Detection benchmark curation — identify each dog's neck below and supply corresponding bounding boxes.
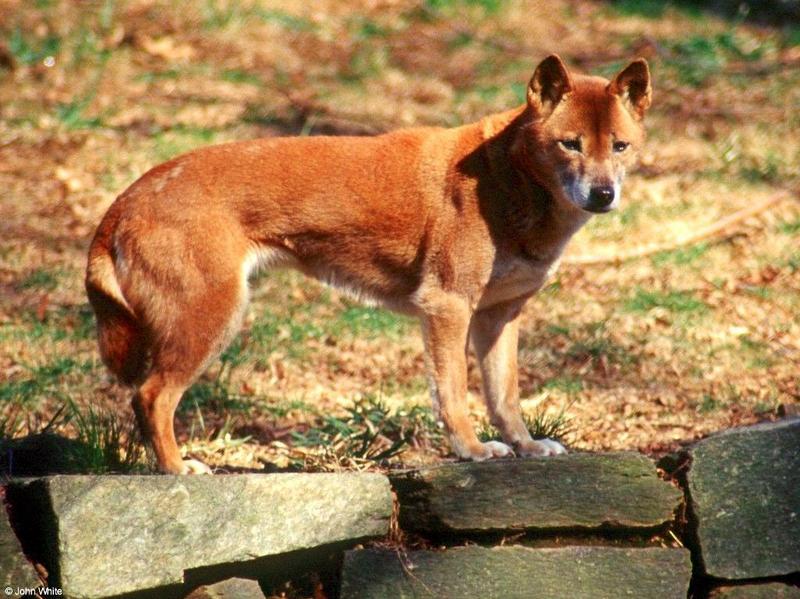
[479,108,591,264]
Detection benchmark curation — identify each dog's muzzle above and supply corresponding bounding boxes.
[584,185,616,213]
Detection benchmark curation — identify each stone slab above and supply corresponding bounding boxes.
[687,418,800,579]
[340,545,692,599]
[185,577,266,599]
[22,473,391,599]
[391,452,682,534]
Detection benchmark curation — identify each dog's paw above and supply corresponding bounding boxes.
[180,458,214,475]
[517,438,567,457]
[468,440,516,461]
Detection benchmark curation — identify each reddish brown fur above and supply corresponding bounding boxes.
[87,55,651,473]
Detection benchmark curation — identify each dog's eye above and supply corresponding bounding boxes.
[559,138,582,152]
[613,141,630,153]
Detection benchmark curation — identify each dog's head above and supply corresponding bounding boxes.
[519,54,651,214]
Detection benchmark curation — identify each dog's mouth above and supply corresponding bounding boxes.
[582,203,616,214]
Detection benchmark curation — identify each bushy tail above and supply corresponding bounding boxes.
[85,245,147,385]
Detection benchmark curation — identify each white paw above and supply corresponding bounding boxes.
[470,440,516,461]
[517,438,567,457]
[180,459,213,475]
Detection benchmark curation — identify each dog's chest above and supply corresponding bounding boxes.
[478,254,560,309]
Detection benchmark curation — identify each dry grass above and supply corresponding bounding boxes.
[1,0,798,473]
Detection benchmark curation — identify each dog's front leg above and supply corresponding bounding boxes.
[471,302,566,457]
[420,293,513,461]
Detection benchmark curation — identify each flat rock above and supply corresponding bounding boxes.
[185,577,265,599]
[391,452,682,534]
[20,473,391,599]
[340,545,692,599]
[710,583,800,598]
[686,418,800,579]
[0,490,40,589]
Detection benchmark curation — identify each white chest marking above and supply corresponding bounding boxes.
[478,256,561,309]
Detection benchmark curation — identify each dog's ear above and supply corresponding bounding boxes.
[609,58,652,120]
[527,54,574,118]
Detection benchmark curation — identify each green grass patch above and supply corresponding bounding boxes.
[779,217,800,234]
[341,45,390,83]
[667,35,725,86]
[540,376,584,395]
[7,28,60,67]
[244,303,410,364]
[479,404,573,444]
[615,202,643,226]
[524,406,573,441]
[153,127,217,162]
[608,0,670,18]
[510,81,528,105]
[0,379,40,405]
[33,356,87,379]
[652,243,709,266]
[1,357,95,408]
[291,395,439,461]
[582,201,642,238]
[664,31,765,87]
[221,69,262,86]
[624,289,707,314]
[530,321,635,369]
[448,29,475,49]
[0,357,94,406]
[753,400,777,416]
[201,3,316,31]
[739,335,775,368]
[785,26,800,47]
[607,0,705,19]
[182,380,251,416]
[181,339,252,416]
[738,151,785,183]
[696,394,723,414]
[787,253,800,273]
[0,356,95,407]
[55,99,104,129]
[135,68,183,83]
[562,321,636,367]
[248,311,324,359]
[425,0,507,15]
[63,398,147,473]
[1,306,96,343]
[200,0,247,29]
[18,268,61,291]
[256,398,315,419]
[334,306,410,338]
[255,9,317,31]
[0,320,62,343]
[349,16,390,40]
[740,285,772,300]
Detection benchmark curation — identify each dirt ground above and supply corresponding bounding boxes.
[1,0,798,473]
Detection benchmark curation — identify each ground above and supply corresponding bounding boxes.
[0,0,798,474]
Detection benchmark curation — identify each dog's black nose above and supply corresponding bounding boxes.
[587,185,615,212]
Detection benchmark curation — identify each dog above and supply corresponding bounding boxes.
[86,55,651,474]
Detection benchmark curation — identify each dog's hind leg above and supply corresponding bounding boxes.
[471,301,566,457]
[128,239,256,474]
[132,374,207,474]
[132,282,249,474]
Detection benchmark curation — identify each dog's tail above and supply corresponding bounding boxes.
[85,229,147,386]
